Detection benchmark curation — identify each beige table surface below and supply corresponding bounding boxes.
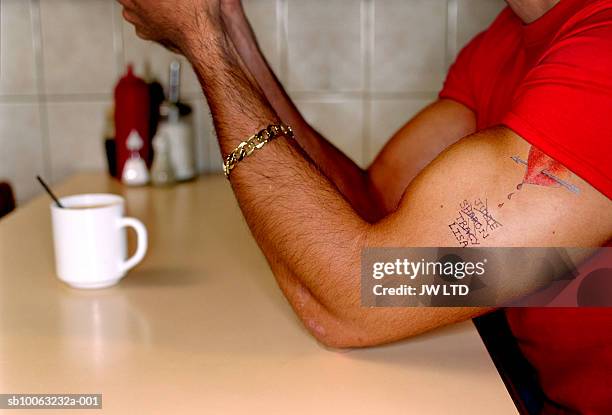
[0,173,517,414]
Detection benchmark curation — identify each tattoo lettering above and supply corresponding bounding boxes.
[449,147,574,247]
[473,198,503,231]
[449,198,502,247]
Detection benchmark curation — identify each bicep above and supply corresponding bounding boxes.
[377,127,612,248]
[368,99,476,214]
[343,127,611,346]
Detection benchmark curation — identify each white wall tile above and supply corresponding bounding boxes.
[187,99,218,173]
[0,0,37,96]
[287,0,362,92]
[46,101,109,183]
[3,0,488,191]
[40,0,116,95]
[122,22,202,98]
[373,0,447,92]
[207,138,223,173]
[243,0,279,74]
[367,97,434,165]
[296,100,364,166]
[0,103,45,203]
[457,0,506,50]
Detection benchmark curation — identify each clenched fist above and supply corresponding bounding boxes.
[118,0,228,55]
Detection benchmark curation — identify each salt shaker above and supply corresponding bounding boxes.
[121,130,150,186]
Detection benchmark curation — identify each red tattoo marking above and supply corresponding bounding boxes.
[523,146,567,187]
[502,146,579,207]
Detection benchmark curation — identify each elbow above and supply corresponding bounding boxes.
[301,311,394,349]
[304,320,370,349]
[299,299,429,348]
[294,278,390,349]
[309,319,425,349]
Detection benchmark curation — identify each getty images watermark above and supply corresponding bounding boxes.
[371,256,487,296]
[361,247,612,307]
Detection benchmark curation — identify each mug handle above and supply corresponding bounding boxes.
[117,217,148,274]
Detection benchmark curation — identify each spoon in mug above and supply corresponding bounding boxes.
[36,175,64,208]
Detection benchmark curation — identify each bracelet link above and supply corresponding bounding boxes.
[223,124,293,179]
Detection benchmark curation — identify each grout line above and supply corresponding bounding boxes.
[0,90,438,104]
[30,0,52,181]
[445,0,458,69]
[111,0,125,80]
[274,0,282,81]
[4,92,113,103]
[277,0,289,87]
[1,0,3,79]
[369,90,439,100]
[0,94,40,103]
[0,89,438,106]
[44,93,112,102]
[0,92,112,103]
[362,0,374,167]
[290,89,438,101]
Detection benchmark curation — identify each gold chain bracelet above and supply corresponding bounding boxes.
[223,124,294,179]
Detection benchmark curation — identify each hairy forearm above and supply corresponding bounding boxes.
[221,7,385,222]
[185,24,370,343]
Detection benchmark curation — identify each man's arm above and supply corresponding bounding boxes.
[220,2,476,219]
[120,0,612,347]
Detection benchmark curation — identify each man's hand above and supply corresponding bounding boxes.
[118,0,222,54]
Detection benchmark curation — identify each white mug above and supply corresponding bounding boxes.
[51,194,148,289]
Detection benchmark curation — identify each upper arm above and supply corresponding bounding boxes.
[376,127,611,248]
[367,99,476,214]
[322,127,611,347]
[367,27,487,215]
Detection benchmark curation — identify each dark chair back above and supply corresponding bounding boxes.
[0,182,16,219]
[473,310,546,414]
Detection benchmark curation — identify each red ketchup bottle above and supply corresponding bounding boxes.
[114,65,150,179]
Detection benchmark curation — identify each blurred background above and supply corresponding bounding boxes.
[0,0,505,203]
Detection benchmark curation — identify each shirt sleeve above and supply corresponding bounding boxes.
[438,31,487,112]
[502,10,612,199]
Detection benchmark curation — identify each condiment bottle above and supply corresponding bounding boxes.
[115,65,150,179]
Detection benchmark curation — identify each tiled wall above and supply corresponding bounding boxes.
[0,0,505,203]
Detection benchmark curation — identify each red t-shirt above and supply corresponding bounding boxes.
[439,0,612,413]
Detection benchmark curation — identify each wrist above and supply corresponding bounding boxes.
[184,30,230,77]
[181,4,225,55]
